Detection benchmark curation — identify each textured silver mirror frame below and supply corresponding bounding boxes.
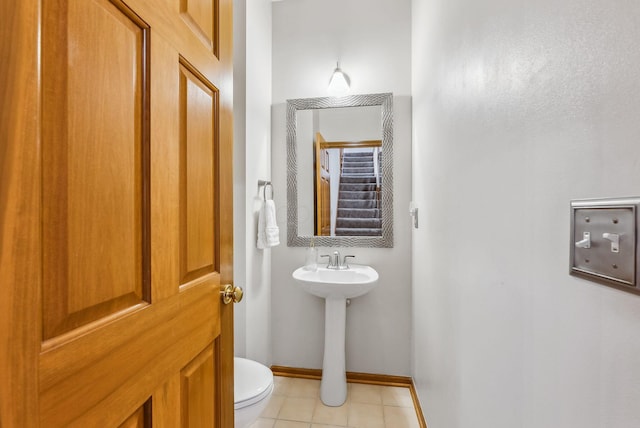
[286,93,394,247]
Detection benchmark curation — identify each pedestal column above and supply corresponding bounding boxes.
[320,297,347,406]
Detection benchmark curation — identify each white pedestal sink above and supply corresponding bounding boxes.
[292,264,379,406]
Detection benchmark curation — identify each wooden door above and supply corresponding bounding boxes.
[0,0,235,426]
[314,132,331,236]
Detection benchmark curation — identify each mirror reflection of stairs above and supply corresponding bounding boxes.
[336,152,381,236]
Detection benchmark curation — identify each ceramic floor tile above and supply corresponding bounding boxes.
[278,396,316,422]
[381,385,414,407]
[261,376,424,428]
[262,395,285,419]
[349,383,383,405]
[273,376,293,396]
[288,378,321,398]
[311,399,349,426]
[384,405,420,428]
[347,402,385,428]
[250,418,276,428]
[273,421,311,428]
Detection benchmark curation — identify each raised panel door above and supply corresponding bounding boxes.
[0,0,234,426]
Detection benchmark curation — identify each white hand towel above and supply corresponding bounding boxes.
[257,199,280,249]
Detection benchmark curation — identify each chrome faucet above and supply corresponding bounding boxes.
[320,251,355,270]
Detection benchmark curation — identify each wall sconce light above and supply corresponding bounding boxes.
[328,62,350,96]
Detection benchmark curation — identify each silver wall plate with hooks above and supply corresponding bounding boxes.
[570,197,640,294]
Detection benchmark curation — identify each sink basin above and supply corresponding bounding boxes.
[292,264,379,298]
[292,263,379,406]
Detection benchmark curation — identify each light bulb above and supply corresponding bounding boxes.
[328,63,350,96]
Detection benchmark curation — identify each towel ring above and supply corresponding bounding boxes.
[258,180,273,200]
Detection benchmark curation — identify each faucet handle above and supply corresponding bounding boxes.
[320,254,332,267]
[343,255,355,268]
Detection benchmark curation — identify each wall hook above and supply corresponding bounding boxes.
[258,180,273,200]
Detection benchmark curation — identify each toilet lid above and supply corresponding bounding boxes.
[234,357,274,410]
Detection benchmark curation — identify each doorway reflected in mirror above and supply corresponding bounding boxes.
[314,134,382,237]
[287,93,393,248]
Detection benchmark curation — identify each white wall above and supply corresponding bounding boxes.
[412,0,640,426]
[295,110,315,236]
[232,0,247,358]
[233,0,273,366]
[272,0,411,104]
[271,0,413,376]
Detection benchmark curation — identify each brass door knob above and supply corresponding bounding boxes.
[221,284,244,304]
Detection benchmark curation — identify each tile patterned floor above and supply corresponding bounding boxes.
[249,376,421,428]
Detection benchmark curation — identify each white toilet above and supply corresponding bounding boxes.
[234,357,274,428]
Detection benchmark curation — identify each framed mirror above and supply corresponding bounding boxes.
[287,93,393,247]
